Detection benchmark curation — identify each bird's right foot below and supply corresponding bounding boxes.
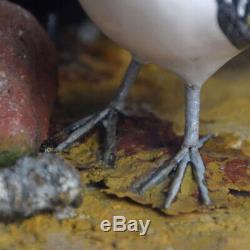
[131,134,213,208]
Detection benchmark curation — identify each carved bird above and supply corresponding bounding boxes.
[53,0,250,208]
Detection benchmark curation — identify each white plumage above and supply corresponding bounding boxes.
[52,0,249,208]
[79,0,240,86]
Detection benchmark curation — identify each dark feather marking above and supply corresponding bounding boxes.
[217,0,250,49]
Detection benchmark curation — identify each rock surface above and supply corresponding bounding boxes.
[55,35,250,249]
[0,153,81,221]
[0,1,57,165]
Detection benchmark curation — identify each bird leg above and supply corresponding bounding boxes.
[42,58,142,167]
[132,85,212,208]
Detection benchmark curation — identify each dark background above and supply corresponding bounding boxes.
[10,0,86,28]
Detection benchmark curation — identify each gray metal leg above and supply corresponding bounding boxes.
[132,85,212,208]
[43,58,142,167]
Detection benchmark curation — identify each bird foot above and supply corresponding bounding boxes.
[41,106,122,167]
[131,134,213,209]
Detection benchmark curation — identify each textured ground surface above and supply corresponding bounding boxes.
[1,34,250,250]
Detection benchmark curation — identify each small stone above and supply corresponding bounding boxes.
[0,1,58,166]
[0,153,82,221]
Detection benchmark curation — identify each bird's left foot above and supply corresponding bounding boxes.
[40,106,121,167]
[131,134,212,209]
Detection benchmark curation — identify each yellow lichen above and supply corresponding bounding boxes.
[1,36,250,250]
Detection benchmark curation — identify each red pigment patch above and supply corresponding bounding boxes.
[117,114,181,156]
[201,154,215,165]
[224,159,250,183]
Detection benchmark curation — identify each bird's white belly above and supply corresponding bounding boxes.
[79,0,239,85]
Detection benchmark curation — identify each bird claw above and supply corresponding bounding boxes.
[41,106,121,167]
[131,136,212,209]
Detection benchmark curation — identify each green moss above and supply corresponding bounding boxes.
[0,148,32,167]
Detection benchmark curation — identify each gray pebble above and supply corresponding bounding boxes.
[0,154,82,221]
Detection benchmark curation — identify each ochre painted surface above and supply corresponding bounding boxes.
[1,36,250,249]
